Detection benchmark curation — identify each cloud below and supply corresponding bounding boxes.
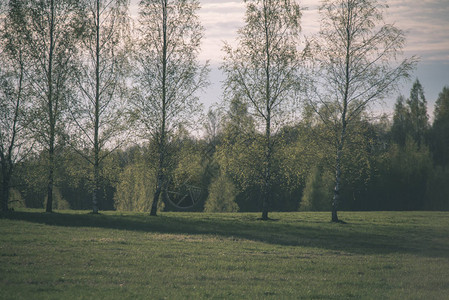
[129,0,449,109]
[198,0,245,62]
[198,0,320,62]
[385,0,449,62]
[131,0,449,64]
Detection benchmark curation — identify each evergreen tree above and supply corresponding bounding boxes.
[407,79,428,147]
[391,95,408,146]
[431,86,449,166]
[391,79,429,148]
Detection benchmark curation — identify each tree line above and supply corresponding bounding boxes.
[1,0,447,221]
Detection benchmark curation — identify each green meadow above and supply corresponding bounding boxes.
[1,210,448,299]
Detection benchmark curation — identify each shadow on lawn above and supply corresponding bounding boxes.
[2,210,448,258]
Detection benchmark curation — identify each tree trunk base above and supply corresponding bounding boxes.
[331,209,338,222]
[261,211,269,221]
[331,218,347,224]
[257,217,278,221]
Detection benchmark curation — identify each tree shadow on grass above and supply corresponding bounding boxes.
[2,210,448,258]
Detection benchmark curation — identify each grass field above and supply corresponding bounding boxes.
[1,210,448,299]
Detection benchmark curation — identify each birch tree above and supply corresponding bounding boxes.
[10,0,83,212]
[222,0,303,220]
[0,1,29,212]
[69,0,130,214]
[131,0,208,216]
[307,0,417,222]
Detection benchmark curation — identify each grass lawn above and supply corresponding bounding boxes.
[1,210,448,299]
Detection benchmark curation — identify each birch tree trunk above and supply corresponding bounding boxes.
[262,114,272,220]
[150,0,168,216]
[92,0,101,214]
[45,0,55,213]
[1,162,11,212]
[332,126,346,223]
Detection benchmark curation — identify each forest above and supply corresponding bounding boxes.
[1,0,448,220]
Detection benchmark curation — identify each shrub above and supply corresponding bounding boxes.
[204,174,239,212]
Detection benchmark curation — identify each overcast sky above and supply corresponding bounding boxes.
[131,0,449,117]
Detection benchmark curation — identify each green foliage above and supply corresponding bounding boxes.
[11,87,449,213]
[275,124,316,190]
[391,79,429,147]
[273,119,327,211]
[114,156,157,212]
[216,136,263,191]
[171,141,204,190]
[212,98,263,211]
[8,188,26,209]
[113,139,209,213]
[290,106,377,211]
[426,166,449,210]
[43,187,71,210]
[204,174,238,212]
[434,86,449,122]
[370,137,433,210]
[431,86,449,166]
[407,79,429,146]
[366,81,449,211]
[391,95,409,146]
[12,147,119,210]
[14,154,47,208]
[165,139,207,211]
[300,166,333,211]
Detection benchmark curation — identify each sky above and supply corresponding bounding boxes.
[131,0,449,118]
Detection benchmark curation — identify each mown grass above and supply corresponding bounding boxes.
[1,210,448,299]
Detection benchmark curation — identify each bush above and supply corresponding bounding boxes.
[426,166,449,210]
[204,174,239,212]
[300,166,333,211]
[8,188,26,209]
[114,162,164,212]
[44,187,71,210]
